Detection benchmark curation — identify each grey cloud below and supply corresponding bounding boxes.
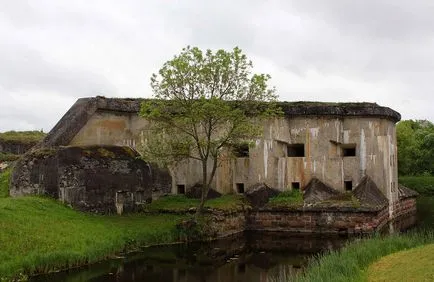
[0,43,116,97]
[0,0,433,131]
[291,0,434,40]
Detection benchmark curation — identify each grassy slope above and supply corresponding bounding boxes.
[0,171,245,279]
[367,243,434,282]
[0,196,183,279]
[296,231,434,282]
[0,168,10,198]
[0,171,184,279]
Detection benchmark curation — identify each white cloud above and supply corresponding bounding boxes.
[0,0,433,132]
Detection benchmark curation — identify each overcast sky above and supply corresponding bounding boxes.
[0,0,433,132]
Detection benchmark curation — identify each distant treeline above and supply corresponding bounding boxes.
[397,119,434,176]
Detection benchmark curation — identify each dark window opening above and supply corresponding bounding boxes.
[178,269,186,278]
[287,144,305,157]
[233,143,249,157]
[344,181,352,191]
[236,183,245,193]
[292,182,300,189]
[342,145,356,157]
[238,263,246,273]
[177,184,185,194]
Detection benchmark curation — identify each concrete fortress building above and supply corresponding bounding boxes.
[41,97,399,196]
[12,96,417,227]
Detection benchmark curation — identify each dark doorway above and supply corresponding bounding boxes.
[236,183,245,193]
[177,184,185,194]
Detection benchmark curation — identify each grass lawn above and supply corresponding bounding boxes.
[266,189,303,208]
[296,231,434,282]
[0,168,10,198]
[367,243,434,282]
[0,196,183,280]
[143,194,248,212]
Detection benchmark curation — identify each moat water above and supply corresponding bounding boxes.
[31,232,349,282]
[31,197,432,282]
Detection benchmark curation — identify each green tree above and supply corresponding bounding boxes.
[397,119,434,175]
[140,46,279,214]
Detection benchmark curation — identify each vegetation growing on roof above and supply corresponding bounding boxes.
[266,189,304,208]
[0,130,46,144]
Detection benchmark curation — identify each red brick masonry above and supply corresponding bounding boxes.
[211,197,417,237]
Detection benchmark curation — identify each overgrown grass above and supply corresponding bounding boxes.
[296,231,434,282]
[399,176,434,195]
[143,194,247,212]
[0,130,46,144]
[0,196,184,280]
[367,243,434,281]
[266,189,303,208]
[0,153,19,162]
[0,168,11,198]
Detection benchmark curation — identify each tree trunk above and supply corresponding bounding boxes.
[196,160,209,216]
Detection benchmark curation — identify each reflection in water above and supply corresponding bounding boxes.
[32,198,427,282]
[31,232,348,282]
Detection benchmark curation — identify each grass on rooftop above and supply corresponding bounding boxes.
[266,189,304,208]
[0,130,46,144]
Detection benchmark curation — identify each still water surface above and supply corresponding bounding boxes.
[32,197,432,282]
[32,232,348,282]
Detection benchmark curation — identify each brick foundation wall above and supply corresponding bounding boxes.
[207,197,418,236]
[392,198,417,220]
[246,209,390,234]
[210,210,247,238]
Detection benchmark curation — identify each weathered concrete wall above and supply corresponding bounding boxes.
[10,146,165,214]
[68,109,399,204]
[37,97,401,210]
[0,141,38,155]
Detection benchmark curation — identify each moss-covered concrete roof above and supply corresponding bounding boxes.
[39,96,401,148]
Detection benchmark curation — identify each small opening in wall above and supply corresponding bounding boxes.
[236,183,245,193]
[238,263,246,273]
[287,144,305,157]
[178,269,186,278]
[342,144,356,157]
[344,181,353,191]
[291,182,300,190]
[233,143,249,157]
[177,184,185,194]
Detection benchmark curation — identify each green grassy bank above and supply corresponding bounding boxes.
[0,169,187,280]
[297,176,434,282]
[367,243,434,282]
[296,231,434,282]
[0,169,246,280]
[0,196,183,280]
[0,168,10,198]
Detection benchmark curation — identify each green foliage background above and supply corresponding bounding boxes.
[397,119,434,176]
